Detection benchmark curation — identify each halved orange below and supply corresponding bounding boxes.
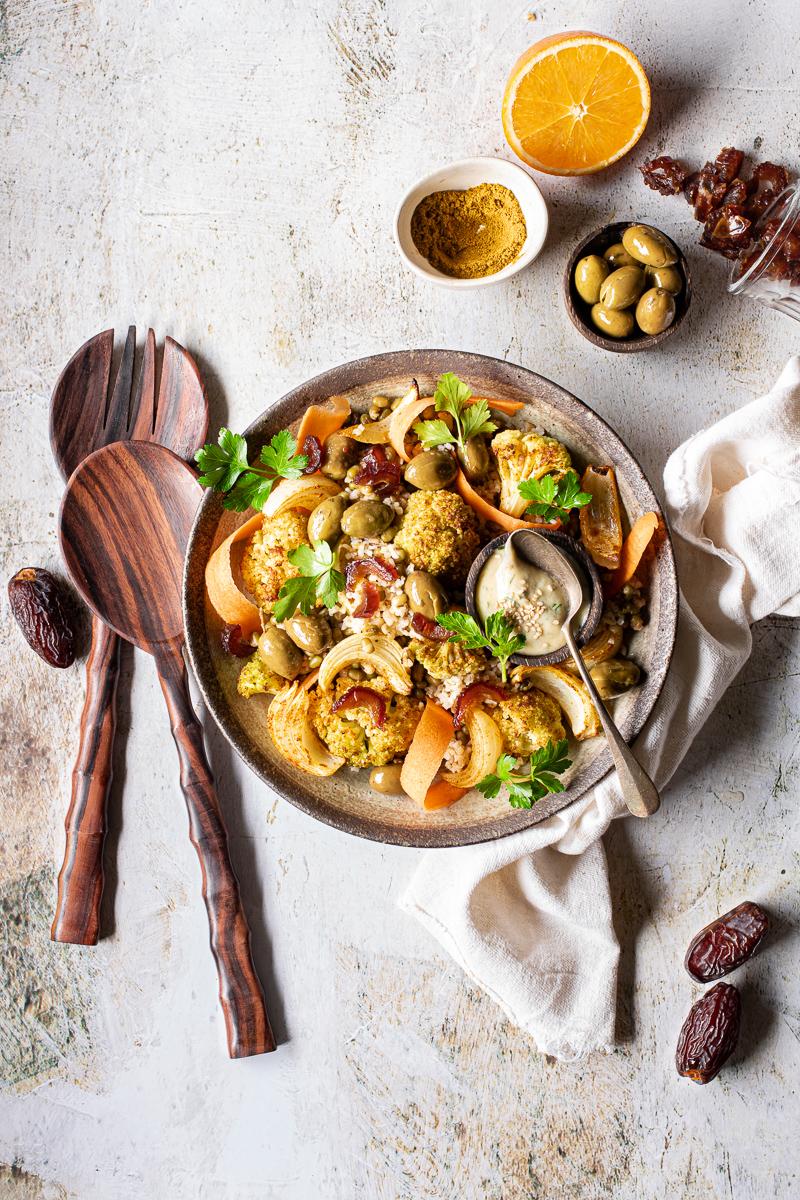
[502,32,651,176]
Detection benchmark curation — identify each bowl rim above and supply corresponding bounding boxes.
[393,155,549,289]
[183,349,678,848]
[563,221,693,353]
[464,529,604,668]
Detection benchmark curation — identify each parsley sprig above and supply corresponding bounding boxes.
[518,469,592,524]
[477,739,572,809]
[413,372,497,458]
[195,428,308,512]
[272,541,345,622]
[435,610,524,683]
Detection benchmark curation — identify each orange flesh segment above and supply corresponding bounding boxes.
[503,34,650,175]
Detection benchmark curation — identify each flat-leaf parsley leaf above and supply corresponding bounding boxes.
[414,372,496,458]
[518,469,592,524]
[435,610,524,683]
[195,428,308,512]
[272,541,345,622]
[477,739,572,809]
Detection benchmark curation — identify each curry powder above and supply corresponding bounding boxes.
[410,182,527,279]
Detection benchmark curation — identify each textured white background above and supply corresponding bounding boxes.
[1,1,799,1197]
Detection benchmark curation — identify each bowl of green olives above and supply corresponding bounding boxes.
[564,221,692,353]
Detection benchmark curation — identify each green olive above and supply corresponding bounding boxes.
[635,287,676,336]
[369,764,405,795]
[590,304,635,339]
[404,570,447,619]
[340,498,393,538]
[320,431,359,480]
[603,242,638,269]
[589,658,641,700]
[457,435,490,482]
[257,626,304,680]
[599,265,646,310]
[283,612,331,655]
[403,449,458,491]
[574,254,610,304]
[645,264,683,295]
[622,224,678,268]
[308,494,349,543]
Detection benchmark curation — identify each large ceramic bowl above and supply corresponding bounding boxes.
[184,351,678,848]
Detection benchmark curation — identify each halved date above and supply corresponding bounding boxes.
[676,982,741,1084]
[685,900,769,982]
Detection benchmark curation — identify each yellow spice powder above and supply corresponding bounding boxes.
[410,182,527,279]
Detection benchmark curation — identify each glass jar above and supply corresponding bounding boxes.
[728,184,800,321]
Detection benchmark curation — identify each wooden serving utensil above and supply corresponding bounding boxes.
[49,328,208,945]
[60,440,274,1057]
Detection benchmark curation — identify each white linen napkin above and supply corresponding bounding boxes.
[400,357,800,1061]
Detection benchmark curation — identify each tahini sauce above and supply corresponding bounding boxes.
[475,538,579,657]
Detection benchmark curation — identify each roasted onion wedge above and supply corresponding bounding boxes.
[266,672,345,777]
[317,632,413,695]
[579,465,623,571]
[514,666,601,741]
[443,707,504,789]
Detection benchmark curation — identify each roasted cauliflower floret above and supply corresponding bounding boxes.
[494,690,566,757]
[310,677,422,768]
[394,489,479,581]
[237,655,286,698]
[412,638,487,681]
[492,429,572,518]
[240,510,309,613]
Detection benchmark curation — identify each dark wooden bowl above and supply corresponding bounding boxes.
[464,530,603,668]
[183,350,678,848]
[563,222,692,353]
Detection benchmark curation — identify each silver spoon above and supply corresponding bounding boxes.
[509,530,660,818]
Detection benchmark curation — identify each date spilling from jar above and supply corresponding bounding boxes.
[685,901,769,983]
[8,567,78,668]
[676,983,741,1085]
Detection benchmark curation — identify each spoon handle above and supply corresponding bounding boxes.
[563,626,660,819]
[156,641,275,1057]
[52,615,120,944]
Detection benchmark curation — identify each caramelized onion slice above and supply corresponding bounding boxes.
[266,671,345,777]
[579,465,623,571]
[443,707,504,789]
[262,475,341,519]
[317,633,413,695]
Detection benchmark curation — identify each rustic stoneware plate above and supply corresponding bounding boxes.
[183,350,678,848]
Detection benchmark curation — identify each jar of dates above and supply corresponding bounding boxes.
[729,183,800,320]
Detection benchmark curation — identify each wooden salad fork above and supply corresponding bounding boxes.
[60,441,273,1057]
[49,328,208,944]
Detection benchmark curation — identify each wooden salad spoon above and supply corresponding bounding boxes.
[60,440,274,1057]
[509,529,661,819]
[49,327,208,945]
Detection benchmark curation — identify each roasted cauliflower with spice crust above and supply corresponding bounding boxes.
[411,638,487,681]
[493,690,566,757]
[240,511,309,614]
[310,677,423,768]
[394,489,479,581]
[237,655,285,699]
[492,429,572,518]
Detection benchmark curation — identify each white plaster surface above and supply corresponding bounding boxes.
[0,1,798,1197]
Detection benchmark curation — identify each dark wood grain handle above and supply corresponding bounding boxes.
[156,642,274,1058]
[51,615,120,945]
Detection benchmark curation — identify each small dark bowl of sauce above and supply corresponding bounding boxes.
[464,529,604,668]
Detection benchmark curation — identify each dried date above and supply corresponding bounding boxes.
[8,567,78,668]
[676,982,741,1084]
[221,623,255,658]
[700,204,753,258]
[640,155,690,196]
[685,901,769,982]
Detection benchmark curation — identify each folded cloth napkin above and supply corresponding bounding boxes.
[400,358,800,1061]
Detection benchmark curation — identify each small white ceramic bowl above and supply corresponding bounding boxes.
[394,156,549,289]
